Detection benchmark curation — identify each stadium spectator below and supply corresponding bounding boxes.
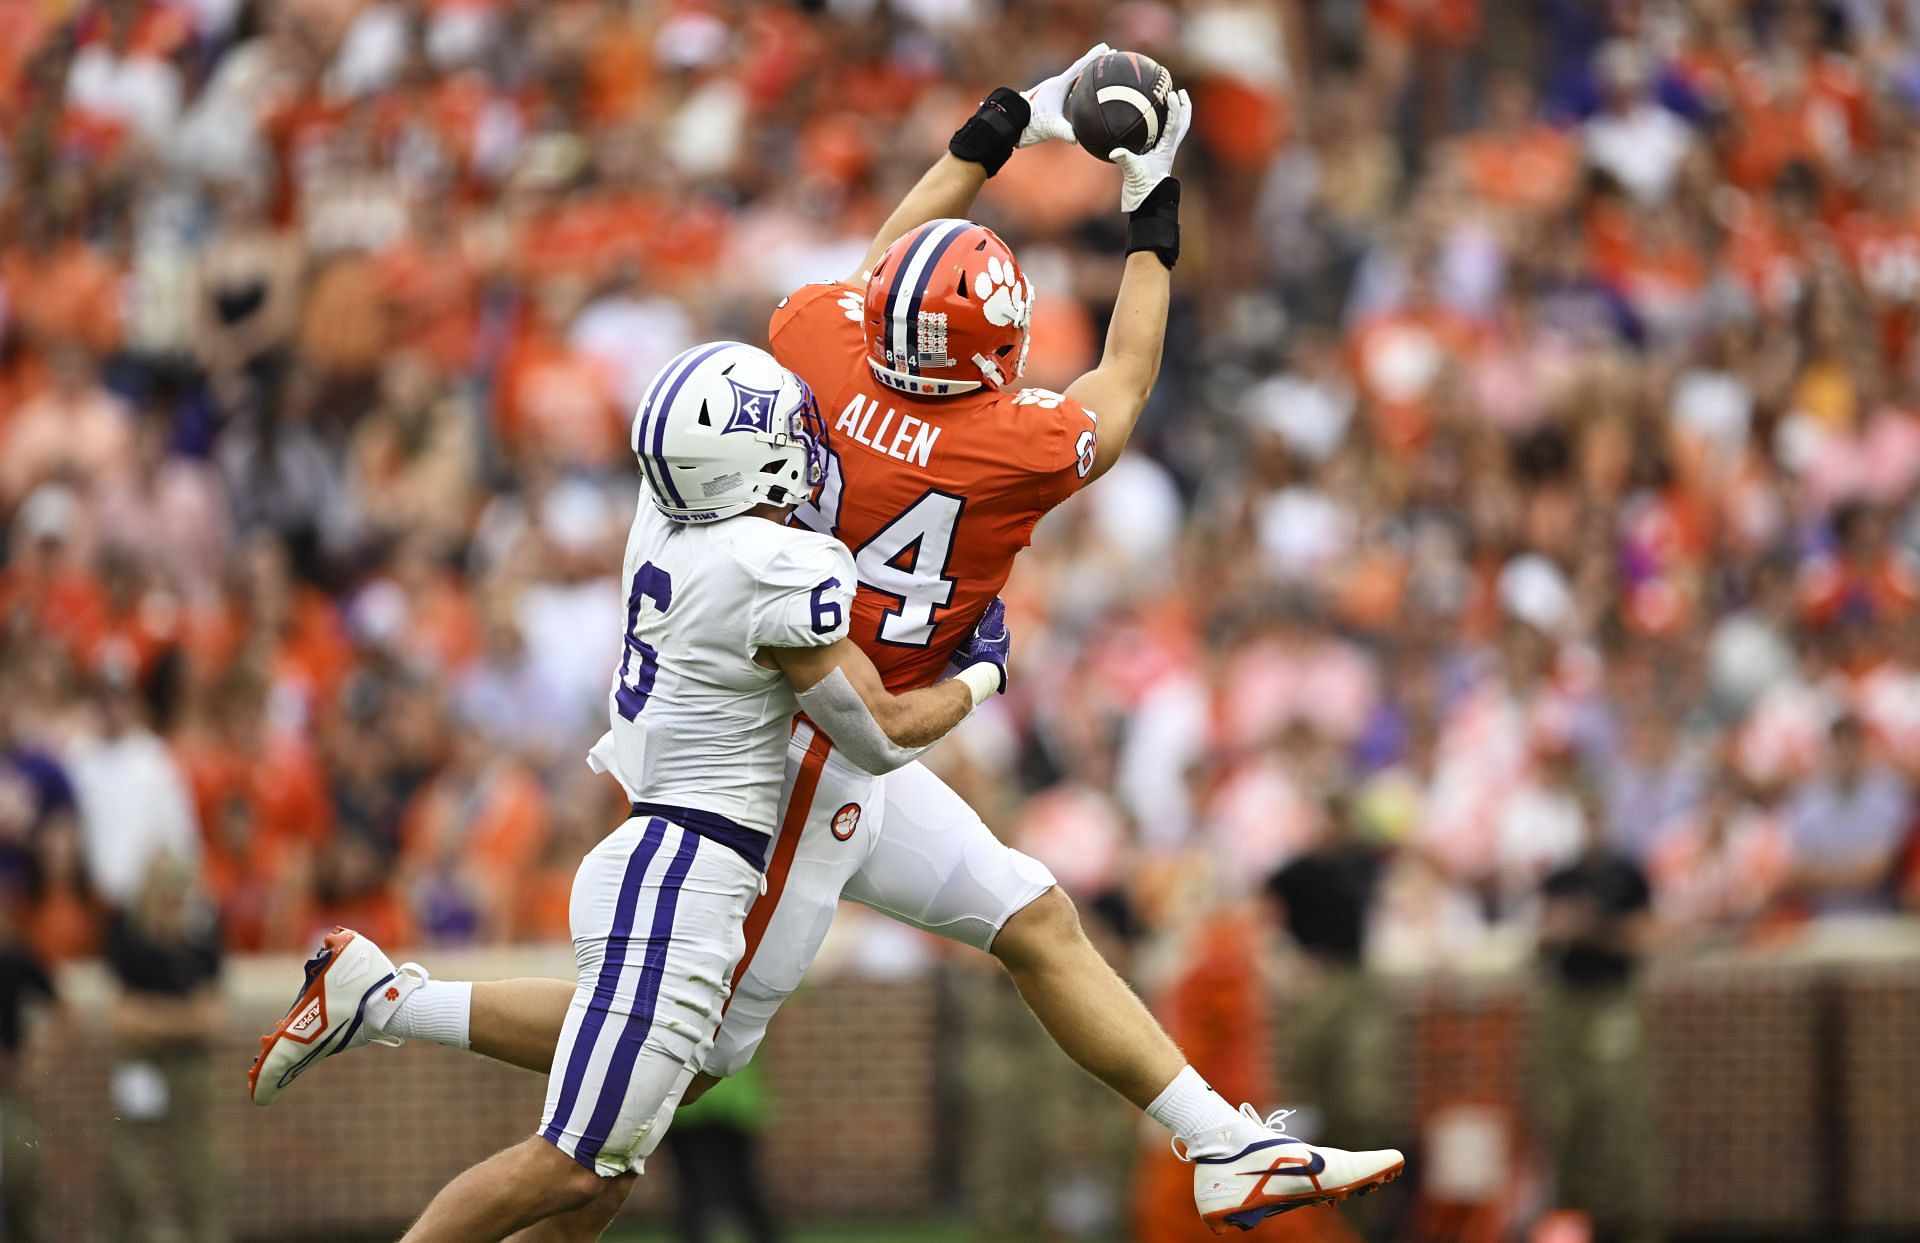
[1784,714,1913,914]
[103,855,226,1243]
[1648,774,1792,937]
[1533,804,1659,1243]
[1264,794,1408,1240]
[0,903,58,1243]
[66,670,200,909]
[661,1063,785,1243]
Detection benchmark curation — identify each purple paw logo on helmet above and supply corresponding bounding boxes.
[724,379,781,436]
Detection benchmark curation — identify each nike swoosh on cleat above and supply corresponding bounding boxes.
[1192,1136,1307,1165]
[1239,1152,1325,1179]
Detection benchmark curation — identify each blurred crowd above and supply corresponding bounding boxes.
[1,0,1919,997]
[6,0,1920,1239]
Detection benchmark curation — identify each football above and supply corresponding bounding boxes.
[1066,51,1174,161]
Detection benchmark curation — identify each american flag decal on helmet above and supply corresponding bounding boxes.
[884,218,970,376]
[916,312,952,369]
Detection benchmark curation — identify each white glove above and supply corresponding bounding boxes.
[1018,43,1113,148]
[1112,88,1192,213]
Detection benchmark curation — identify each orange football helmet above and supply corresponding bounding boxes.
[864,218,1032,397]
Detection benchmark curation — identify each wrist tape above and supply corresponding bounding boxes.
[1126,177,1181,269]
[949,87,1031,176]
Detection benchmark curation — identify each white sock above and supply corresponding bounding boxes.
[372,978,473,1049]
[1146,1066,1253,1156]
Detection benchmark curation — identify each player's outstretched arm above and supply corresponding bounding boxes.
[1064,89,1192,485]
[847,44,1113,283]
[767,636,1002,773]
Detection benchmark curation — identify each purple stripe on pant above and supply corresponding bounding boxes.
[571,828,701,1165]
[541,817,667,1148]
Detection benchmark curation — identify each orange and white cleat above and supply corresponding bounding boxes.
[248,927,404,1106]
[1180,1106,1405,1233]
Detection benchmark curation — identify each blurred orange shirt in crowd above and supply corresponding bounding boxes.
[583,16,653,124]
[513,863,575,942]
[519,193,657,281]
[1796,550,1919,627]
[496,329,623,467]
[1723,195,1811,315]
[306,882,416,952]
[1458,123,1579,215]
[0,1,52,107]
[0,566,108,665]
[1349,305,1479,454]
[177,731,333,948]
[1719,54,1869,193]
[183,590,355,707]
[1369,0,1481,46]
[397,575,486,676]
[991,141,1114,235]
[21,887,101,963]
[1192,74,1288,172]
[376,236,481,374]
[401,760,550,916]
[87,590,179,685]
[1132,912,1272,1243]
[0,239,124,356]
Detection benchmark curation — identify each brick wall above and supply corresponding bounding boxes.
[21,950,1920,1240]
[24,949,941,1240]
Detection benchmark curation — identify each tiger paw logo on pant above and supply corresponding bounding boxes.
[831,803,862,841]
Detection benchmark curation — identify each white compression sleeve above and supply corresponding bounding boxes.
[794,667,949,775]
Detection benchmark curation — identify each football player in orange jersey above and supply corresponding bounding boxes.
[256,47,1402,1237]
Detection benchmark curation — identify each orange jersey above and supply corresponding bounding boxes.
[770,280,1096,692]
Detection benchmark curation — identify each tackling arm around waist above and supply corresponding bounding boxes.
[763,638,999,774]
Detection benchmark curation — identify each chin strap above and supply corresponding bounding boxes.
[867,356,982,396]
[949,87,1031,177]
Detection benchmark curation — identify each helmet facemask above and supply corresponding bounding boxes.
[787,379,829,506]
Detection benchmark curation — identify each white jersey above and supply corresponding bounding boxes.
[586,500,856,838]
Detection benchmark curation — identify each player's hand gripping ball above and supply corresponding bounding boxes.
[1066,51,1174,162]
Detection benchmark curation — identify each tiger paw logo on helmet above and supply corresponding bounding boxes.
[975,257,1031,330]
[864,219,1034,396]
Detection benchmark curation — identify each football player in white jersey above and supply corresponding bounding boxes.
[251,343,1010,1241]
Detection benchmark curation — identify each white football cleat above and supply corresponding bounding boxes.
[1181,1106,1405,1233]
[248,927,406,1105]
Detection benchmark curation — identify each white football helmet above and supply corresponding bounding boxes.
[631,341,827,524]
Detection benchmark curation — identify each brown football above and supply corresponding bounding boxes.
[1066,51,1174,161]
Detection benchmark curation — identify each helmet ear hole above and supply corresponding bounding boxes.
[697,401,713,427]
[996,344,1014,356]
[956,275,969,298]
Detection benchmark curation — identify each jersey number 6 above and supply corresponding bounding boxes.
[615,562,674,721]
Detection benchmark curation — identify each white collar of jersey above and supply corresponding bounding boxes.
[867,357,982,397]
